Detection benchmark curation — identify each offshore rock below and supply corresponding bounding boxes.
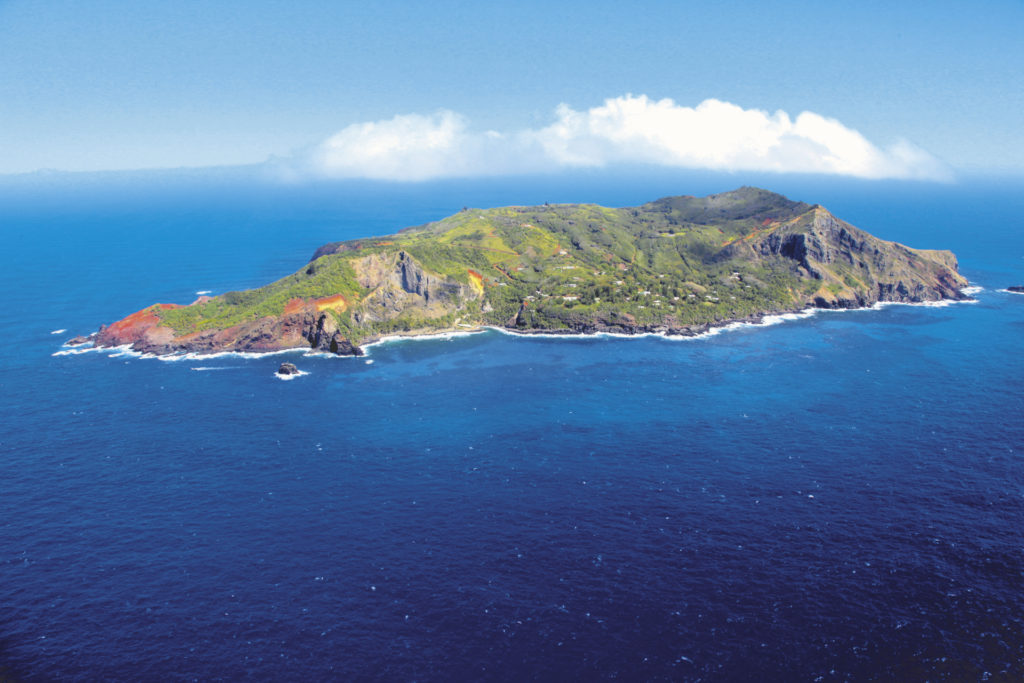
[65,334,94,347]
[277,362,300,376]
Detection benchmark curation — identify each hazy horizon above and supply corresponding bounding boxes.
[2,1,1021,179]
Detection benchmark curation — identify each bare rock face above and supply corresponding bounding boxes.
[736,206,968,308]
[352,251,476,325]
[90,250,476,358]
[277,362,300,376]
[304,312,362,355]
[65,334,94,346]
[94,305,365,357]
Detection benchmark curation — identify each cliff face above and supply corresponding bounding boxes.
[351,251,475,325]
[87,188,971,356]
[732,206,967,308]
[94,250,479,356]
[95,304,362,355]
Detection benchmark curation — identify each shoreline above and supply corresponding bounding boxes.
[56,287,984,363]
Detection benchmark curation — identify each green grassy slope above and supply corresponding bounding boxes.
[152,187,965,348]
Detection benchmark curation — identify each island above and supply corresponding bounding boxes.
[82,187,970,356]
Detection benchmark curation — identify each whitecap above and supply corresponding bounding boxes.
[482,314,820,343]
[872,298,978,309]
[57,293,978,364]
[301,349,361,359]
[52,343,130,357]
[159,347,307,362]
[50,329,66,335]
[196,290,212,295]
[360,328,485,353]
[52,347,98,356]
[155,353,191,362]
[918,299,977,307]
[482,295,977,344]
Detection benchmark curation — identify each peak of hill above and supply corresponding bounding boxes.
[643,186,813,224]
[88,188,970,356]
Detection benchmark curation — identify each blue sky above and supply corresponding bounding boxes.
[1,0,1021,179]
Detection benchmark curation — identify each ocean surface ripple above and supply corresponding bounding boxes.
[2,178,1023,681]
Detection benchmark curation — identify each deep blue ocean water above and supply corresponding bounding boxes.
[1,172,1023,681]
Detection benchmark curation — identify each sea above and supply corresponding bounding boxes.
[1,170,1022,681]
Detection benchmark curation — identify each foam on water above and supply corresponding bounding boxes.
[274,368,309,380]
[154,347,307,362]
[361,328,486,353]
[51,294,982,363]
[301,349,362,359]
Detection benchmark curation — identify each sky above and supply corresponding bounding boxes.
[1,0,1022,181]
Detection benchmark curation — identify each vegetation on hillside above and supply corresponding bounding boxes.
[154,187,961,346]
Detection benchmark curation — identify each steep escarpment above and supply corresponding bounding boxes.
[723,206,966,309]
[94,249,481,355]
[84,188,971,356]
[350,250,475,325]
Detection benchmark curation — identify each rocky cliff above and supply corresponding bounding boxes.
[724,206,966,308]
[84,188,970,356]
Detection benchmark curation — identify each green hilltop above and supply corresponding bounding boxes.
[95,187,969,355]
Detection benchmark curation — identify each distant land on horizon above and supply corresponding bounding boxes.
[77,187,970,357]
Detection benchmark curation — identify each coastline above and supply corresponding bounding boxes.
[56,286,983,363]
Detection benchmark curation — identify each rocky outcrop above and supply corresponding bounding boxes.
[1007,286,1024,294]
[352,251,474,325]
[95,305,365,357]
[65,334,94,347]
[277,362,300,376]
[90,249,474,357]
[736,206,968,309]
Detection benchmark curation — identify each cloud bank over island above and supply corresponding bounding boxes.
[280,95,950,182]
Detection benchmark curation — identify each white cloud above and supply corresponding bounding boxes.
[287,95,949,182]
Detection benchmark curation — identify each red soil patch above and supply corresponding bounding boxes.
[284,298,308,315]
[105,307,160,336]
[101,304,180,344]
[108,303,177,332]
